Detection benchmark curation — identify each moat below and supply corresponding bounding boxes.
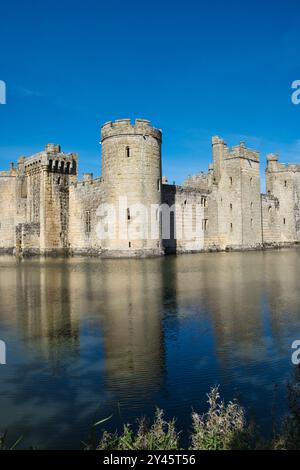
[0,249,299,449]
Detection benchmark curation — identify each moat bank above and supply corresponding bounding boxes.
[2,240,300,258]
[0,249,299,449]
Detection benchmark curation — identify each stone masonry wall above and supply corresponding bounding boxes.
[266,155,300,243]
[162,184,206,253]
[0,168,17,252]
[261,194,281,245]
[15,223,40,256]
[69,176,105,255]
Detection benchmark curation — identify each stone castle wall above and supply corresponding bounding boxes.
[68,176,105,255]
[1,119,300,257]
[0,167,17,252]
[261,194,281,246]
[162,184,206,254]
[266,155,300,243]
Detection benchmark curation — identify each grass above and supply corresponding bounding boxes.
[0,431,23,450]
[89,387,257,450]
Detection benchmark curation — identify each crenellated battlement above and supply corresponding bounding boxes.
[101,118,162,142]
[22,145,78,175]
[228,142,260,162]
[71,176,103,188]
[45,143,61,153]
[183,172,210,192]
[267,154,300,173]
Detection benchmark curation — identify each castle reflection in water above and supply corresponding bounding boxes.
[0,250,299,448]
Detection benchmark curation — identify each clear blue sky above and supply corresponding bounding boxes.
[0,0,300,187]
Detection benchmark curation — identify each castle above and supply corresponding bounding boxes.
[0,118,299,257]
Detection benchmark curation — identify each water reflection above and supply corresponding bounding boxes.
[0,250,299,448]
[93,259,166,401]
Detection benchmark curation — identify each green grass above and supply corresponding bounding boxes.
[89,387,257,450]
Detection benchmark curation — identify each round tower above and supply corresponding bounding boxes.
[101,118,163,256]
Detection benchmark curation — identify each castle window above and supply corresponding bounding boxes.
[54,160,59,172]
[66,162,70,174]
[57,177,61,185]
[230,203,233,211]
[250,177,253,186]
[229,177,233,186]
[250,202,253,209]
[284,180,287,187]
[251,218,253,228]
[202,219,208,231]
[268,206,272,212]
[283,218,286,225]
[230,223,233,232]
[157,179,160,191]
[129,241,131,248]
[126,146,130,158]
[127,208,131,221]
[49,160,53,171]
[85,211,91,234]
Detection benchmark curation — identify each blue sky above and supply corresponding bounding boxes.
[0,0,300,187]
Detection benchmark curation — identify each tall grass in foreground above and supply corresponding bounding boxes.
[89,369,300,450]
[88,387,256,450]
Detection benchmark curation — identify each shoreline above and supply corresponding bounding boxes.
[0,241,300,259]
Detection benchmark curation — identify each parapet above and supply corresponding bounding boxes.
[183,172,209,191]
[230,142,260,162]
[83,173,93,182]
[22,146,78,175]
[212,136,259,162]
[212,136,226,146]
[266,154,300,172]
[101,118,162,142]
[45,143,61,153]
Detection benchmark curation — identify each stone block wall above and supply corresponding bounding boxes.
[69,177,105,255]
[261,194,281,245]
[266,155,300,243]
[15,223,40,256]
[0,168,17,252]
[162,184,206,253]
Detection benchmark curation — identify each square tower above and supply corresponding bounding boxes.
[21,144,77,254]
[211,138,262,249]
